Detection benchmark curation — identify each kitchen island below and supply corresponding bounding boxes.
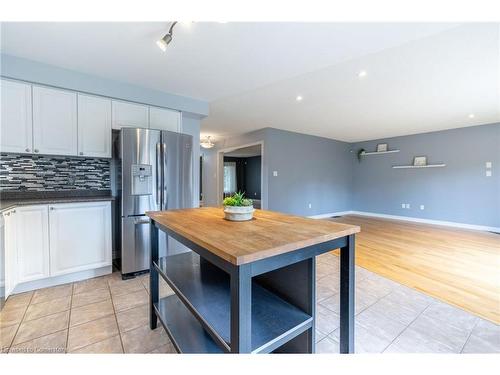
[146,207,360,354]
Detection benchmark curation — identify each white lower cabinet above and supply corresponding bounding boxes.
[49,202,112,276]
[3,209,18,298]
[16,205,50,283]
[4,201,112,294]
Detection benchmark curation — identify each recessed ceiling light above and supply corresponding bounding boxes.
[296,95,303,102]
[358,70,367,78]
[468,113,475,119]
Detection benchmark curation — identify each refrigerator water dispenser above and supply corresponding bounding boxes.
[131,164,152,195]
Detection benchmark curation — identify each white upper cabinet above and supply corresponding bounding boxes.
[33,85,78,156]
[49,202,111,277]
[112,100,149,129]
[149,106,181,132]
[77,94,112,158]
[16,205,50,283]
[0,79,33,154]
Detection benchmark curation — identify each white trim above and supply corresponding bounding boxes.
[308,211,352,219]
[351,211,500,233]
[307,210,499,232]
[11,266,112,295]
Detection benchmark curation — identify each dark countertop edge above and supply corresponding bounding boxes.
[0,192,115,212]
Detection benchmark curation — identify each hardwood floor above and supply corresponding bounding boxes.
[329,215,500,324]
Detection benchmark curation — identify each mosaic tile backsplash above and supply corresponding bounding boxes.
[0,154,110,191]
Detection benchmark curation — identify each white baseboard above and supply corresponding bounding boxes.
[12,266,113,295]
[309,210,499,233]
[350,211,500,233]
[308,211,352,219]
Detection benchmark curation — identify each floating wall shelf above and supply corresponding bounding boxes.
[360,150,400,156]
[392,164,446,169]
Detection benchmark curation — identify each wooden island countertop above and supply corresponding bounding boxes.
[147,207,360,265]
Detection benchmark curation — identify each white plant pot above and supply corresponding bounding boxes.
[223,205,255,221]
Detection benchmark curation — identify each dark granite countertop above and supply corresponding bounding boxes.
[0,190,115,212]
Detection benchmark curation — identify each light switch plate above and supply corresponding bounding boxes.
[486,170,492,177]
[273,171,278,177]
[420,205,425,210]
[486,161,492,168]
[401,203,405,208]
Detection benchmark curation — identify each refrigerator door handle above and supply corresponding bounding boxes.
[156,142,162,209]
[162,142,168,210]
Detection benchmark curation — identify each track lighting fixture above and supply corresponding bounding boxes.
[156,21,177,52]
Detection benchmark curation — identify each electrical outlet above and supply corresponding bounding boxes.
[486,161,492,168]
[273,171,278,177]
[401,203,405,209]
[308,203,312,209]
[420,205,425,210]
[486,170,492,177]
[407,204,411,209]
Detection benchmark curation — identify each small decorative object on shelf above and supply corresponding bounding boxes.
[358,147,400,158]
[357,148,366,162]
[223,191,254,221]
[376,143,388,152]
[413,156,427,167]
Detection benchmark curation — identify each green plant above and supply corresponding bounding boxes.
[223,191,253,207]
[357,148,365,162]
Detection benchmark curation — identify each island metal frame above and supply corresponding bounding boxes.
[149,219,355,354]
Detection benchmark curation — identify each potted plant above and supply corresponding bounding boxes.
[223,192,254,221]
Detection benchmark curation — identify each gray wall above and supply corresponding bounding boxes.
[203,123,499,228]
[265,128,352,216]
[351,123,500,227]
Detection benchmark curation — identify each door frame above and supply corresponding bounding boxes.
[216,141,266,209]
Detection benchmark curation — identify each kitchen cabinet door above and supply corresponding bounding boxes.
[3,209,18,297]
[33,85,78,156]
[16,205,50,283]
[0,79,33,154]
[149,106,181,132]
[77,94,112,158]
[49,202,111,277]
[111,100,149,129]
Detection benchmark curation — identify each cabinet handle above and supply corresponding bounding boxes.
[4,212,10,216]
[25,148,31,152]
[50,207,55,210]
[34,149,39,153]
[79,152,84,156]
[12,210,16,214]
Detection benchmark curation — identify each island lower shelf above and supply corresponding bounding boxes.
[153,251,313,353]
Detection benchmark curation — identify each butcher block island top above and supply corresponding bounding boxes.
[146,207,360,265]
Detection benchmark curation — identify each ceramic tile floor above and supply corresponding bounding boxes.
[1,252,499,354]
[1,273,176,353]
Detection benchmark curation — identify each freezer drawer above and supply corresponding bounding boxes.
[121,216,151,275]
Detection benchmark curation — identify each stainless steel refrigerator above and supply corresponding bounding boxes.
[113,128,193,278]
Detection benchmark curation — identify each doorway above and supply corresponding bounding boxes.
[217,142,265,209]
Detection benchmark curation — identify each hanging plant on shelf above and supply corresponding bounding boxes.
[357,148,365,162]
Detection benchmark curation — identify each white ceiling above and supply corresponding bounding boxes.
[1,22,499,142]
